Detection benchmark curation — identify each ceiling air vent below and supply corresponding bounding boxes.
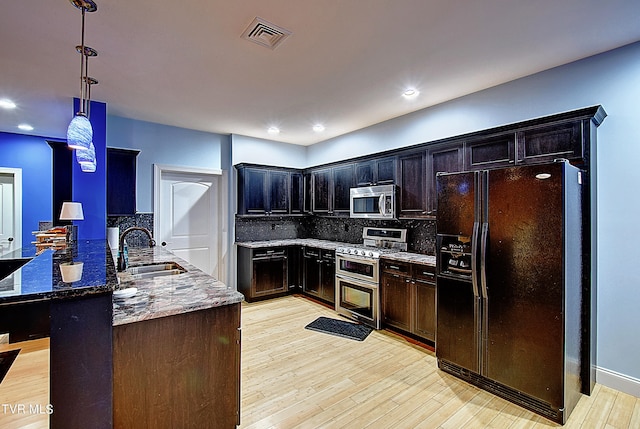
[241,17,292,50]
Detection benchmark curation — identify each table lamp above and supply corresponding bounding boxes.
[60,202,84,245]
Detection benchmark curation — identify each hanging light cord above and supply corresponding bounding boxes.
[78,5,87,116]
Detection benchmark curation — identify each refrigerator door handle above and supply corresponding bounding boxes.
[471,221,481,298]
[480,222,489,299]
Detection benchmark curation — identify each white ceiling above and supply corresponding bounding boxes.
[1,1,639,146]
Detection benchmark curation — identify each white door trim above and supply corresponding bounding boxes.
[153,164,226,280]
[0,167,23,250]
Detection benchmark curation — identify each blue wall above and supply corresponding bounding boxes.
[0,132,53,246]
[307,41,640,390]
[231,134,307,169]
[107,116,229,212]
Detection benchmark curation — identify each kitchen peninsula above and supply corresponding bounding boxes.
[0,241,244,429]
[112,246,243,428]
[0,240,117,428]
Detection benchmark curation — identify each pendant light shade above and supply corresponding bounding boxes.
[75,141,95,165]
[67,0,99,166]
[80,161,96,173]
[67,114,93,150]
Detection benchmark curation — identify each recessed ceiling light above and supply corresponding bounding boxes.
[18,124,34,131]
[0,98,17,109]
[312,124,325,133]
[267,126,280,135]
[402,88,420,99]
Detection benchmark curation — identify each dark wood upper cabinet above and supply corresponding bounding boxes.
[427,144,464,215]
[516,121,583,164]
[240,167,268,214]
[311,169,331,213]
[311,164,354,215]
[303,172,312,213]
[290,172,304,214]
[465,133,516,170]
[398,151,427,218]
[332,164,354,213]
[355,157,396,186]
[236,165,293,216]
[268,170,290,215]
[107,148,139,216]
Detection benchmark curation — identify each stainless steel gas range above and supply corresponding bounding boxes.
[335,227,407,329]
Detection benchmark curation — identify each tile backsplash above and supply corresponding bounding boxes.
[107,213,154,248]
[235,215,436,255]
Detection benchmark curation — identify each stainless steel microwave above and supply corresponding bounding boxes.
[349,184,396,219]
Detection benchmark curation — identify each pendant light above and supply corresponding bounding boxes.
[66,0,98,152]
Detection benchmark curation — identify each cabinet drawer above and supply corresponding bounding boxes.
[413,265,436,283]
[253,247,287,259]
[381,260,411,276]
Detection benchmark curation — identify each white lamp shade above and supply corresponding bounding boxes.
[60,202,84,220]
[67,114,93,150]
[60,262,84,283]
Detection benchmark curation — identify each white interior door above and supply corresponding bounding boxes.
[155,166,222,278]
[0,168,22,255]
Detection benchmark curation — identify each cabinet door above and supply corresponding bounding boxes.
[253,256,287,297]
[355,161,375,186]
[268,170,290,214]
[356,158,396,186]
[414,279,436,342]
[107,148,139,216]
[290,173,304,214]
[303,173,312,213]
[303,249,321,296]
[398,152,427,218]
[320,250,336,303]
[241,168,268,215]
[427,144,463,215]
[376,157,396,185]
[516,121,582,164]
[312,169,331,213]
[382,273,412,332]
[465,133,515,170]
[332,164,354,213]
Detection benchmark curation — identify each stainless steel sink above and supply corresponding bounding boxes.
[125,262,186,280]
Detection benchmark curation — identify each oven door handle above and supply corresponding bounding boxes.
[335,274,379,287]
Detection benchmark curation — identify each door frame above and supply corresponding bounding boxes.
[0,167,23,251]
[153,164,227,282]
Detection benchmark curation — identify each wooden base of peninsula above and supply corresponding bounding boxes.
[113,303,241,429]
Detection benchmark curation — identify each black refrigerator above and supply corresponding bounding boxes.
[435,161,583,424]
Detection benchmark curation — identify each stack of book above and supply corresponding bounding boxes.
[32,227,69,254]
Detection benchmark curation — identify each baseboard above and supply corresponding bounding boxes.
[597,366,640,398]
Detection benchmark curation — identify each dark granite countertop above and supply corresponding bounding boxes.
[236,238,351,250]
[0,240,118,305]
[236,239,436,266]
[382,252,436,266]
[113,246,244,326]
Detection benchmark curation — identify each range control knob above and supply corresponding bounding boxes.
[366,251,373,257]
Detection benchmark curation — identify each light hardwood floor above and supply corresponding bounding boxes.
[0,296,638,428]
[240,295,640,429]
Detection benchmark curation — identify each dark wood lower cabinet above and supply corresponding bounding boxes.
[381,260,436,342]
[381,273,412,332]
[303,247,335,304]
[237,246,289,301]
[113,303,241,429]
[414,278,436,341]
